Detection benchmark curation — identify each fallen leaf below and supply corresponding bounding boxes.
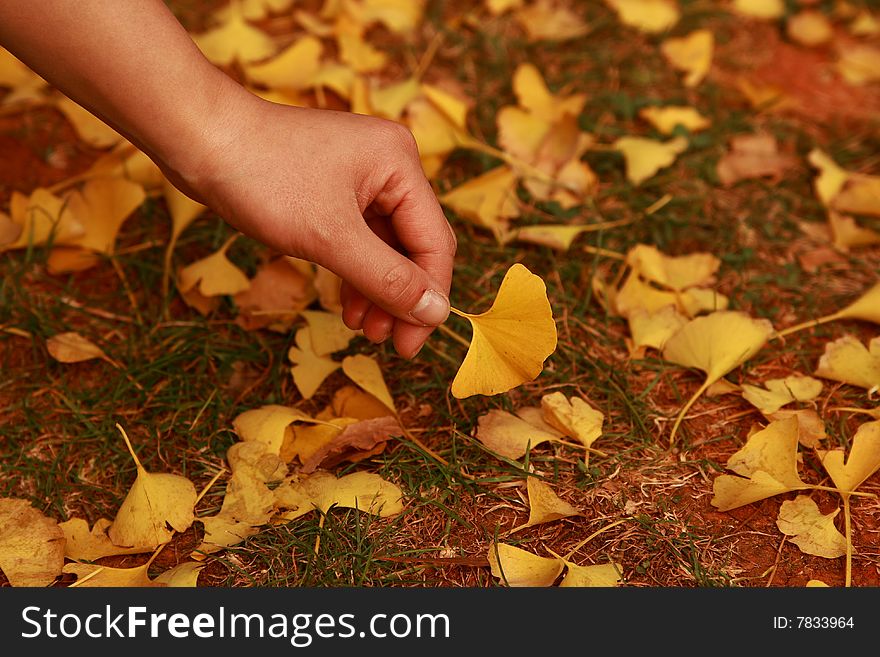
[837,43,880,86]
[559,561,623,587]
[814,335,880,391]
[776,496,846,559]
[475,408,564,459]
[613,136,688,185]
[223,0,295,21]
[46,332,111,365]
[63,562,161,587]
[328,385,393,420]
[663,311,775,442]
[0,188,84,252]
[233,404,315,458]
[233,257,317,332]
[716,134,795,186]
[439,166,520,240]
[288,328,341,400]
[0,47,47,104]
[541,392,603,452]
[639,105,711,134]
[192,1,278,65]
[108,425,198,550]
[510,63,587,123]
[627,305,689,356]
[613,271,728,318]
[0,498,64,587]
[55,96,124,148]
[178,236,251,298]
[450,264,557,398]
[711,416,809,511]
[767,409,826,448]
[741,375,823,415]
[59,518,150,561]
[512,0,591,42]
[626,244,720,291]
[290,415,399,473]
[604,0,680,34]
[828,211,880,251]
[660,29,714,87]
[732,0,784,20]
[524,477,580,527]
[341,354,396,414]
[487,543,563,586]
[152,562,205,587]
[274,470,404,521]
[816,420,880,493]
[787,10,834,47]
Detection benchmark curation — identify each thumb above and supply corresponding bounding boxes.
[330,221,451,327]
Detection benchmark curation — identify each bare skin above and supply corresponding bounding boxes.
[0,1,456,358]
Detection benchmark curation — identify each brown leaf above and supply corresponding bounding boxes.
[233,257,316,332]
[716,134,795,186]
[293,415,401,473]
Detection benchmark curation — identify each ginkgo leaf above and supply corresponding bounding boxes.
[741,375,823,415]
[221,0,295,21]
[233,257,317,332]
[58,517,150,561]
[274,471,404,521]
[243,35,323,90]
[344,0,425,34]
[660,29,713,87]
[108,425,198,550]
[0,498,65,587]
[732,0,784,20]
[524,478,580,527]
[288,328,340,400]
[152,562,205,587]
[475,408,564,459]
[816,420,880,494]
[614,271,727,318]
[327,385,393,421]
[837,282,880,325]
[626,244,720,291]
[837,44,880,86]
[814,335,880,391]
[807,149,849,206]
[63,562,161,588]
[197,442,287,554]
[450,264,557,399]
[55,96,124,148]
[505,224,599,252]
[711,416,809,511]
[164,180,206,246]
[487,0,523,15]
[0,47,47,104]
[290,416,399,473]
[178,236,251,298]
[540,392,603,452]
[776,496,846,559]
[834,176,880,218]
[62,177,146,255]
[497,106,552,163]
[627,305,689,356]
[613,136,688,186]
[512,0,591,42]
[406,96,470,158]
[368,76,421,121]
[560,561,623,587]
[46,332,111,365]
[828,211,880,251]
[511,63,587,123]
[487,543,563,587]
[787,10,833,47]
[439,166,520,240]
[419,84,470,130]
[716,134,795,186]
[663,310,774,443]
[604,0,680,34]
[314,265,343,313]
[192,1,278,66]
[232,404,315,457]
[806,579,829,587]
[341,354,396,414]
[0,188,84,252]
[639,106,710,135]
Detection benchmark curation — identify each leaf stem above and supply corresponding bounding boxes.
[773,312,843,339]
[669,378,712,447]
[562,518,629,561]
[808,485,875,499]
[844,494,852,588]
[116,423,144,472]
[437,321,470,348]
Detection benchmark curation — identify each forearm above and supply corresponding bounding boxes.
[0,0,245,176]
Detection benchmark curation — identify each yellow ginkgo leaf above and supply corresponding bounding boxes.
[627,305,689,356]
[46,332,110,365]
[613,136,688,186]
[541,392,603,453]
[178,236,251,298]
[108,425,197,550]
[807,149,849,206]
[487,543,563,587]
[341,354,396,414]
[816,420,880,494]
[511,63,587,123]
[604,0,680,34]
[368,76,421,121]
[192,2,278,65]
[290,415,398,473]
[512,0,591,42]
[806,579,829,587]
[663,311,774,443]
[525,478,580,527]
[274,471,404,521]
[243,35,323,90]
[450,264,557,399]
[406,97,470,158]
[197,442,287,555]
[439,166,520,240]
[776,496,846,559]
[0,498,65,587]
[711,416,809,511]
[420,84,470,131]
[1,188,84,252]
[505,224,599,252]
[767,409,826,449]
[221,0,295,20]
[837,44,880,86]
[233,404,314,457]
[164,179,206,246]
[300,310,357,356]
[63,562,161,588]
[626,244,720,292]
[834,176,880,218]
[55,96,124,148]
[787,10,834,47]
[0,47,47,104]
[288,328,341,400]
[487,0,523,15]
[715,134,795,186]
[152,562,205,587]
[560,561,623,587]
[732,0,784,20]
[345,0,425,34]
[850,11,880,37]
[828,211,880,251]
[613,271,727,319]
[58,517,149,561]
[660,29,714,87]
[497,106,552,163]
[639,106,711,135]
[741,375,824,415]
[338,32,387,74]
[475,408,563,459]
[814,335,880,391]
[327,385,393,421]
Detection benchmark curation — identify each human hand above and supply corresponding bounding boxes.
[167,87,457,359]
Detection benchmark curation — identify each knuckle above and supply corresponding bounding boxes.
[381,261,418,307]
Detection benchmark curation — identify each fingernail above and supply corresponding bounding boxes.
[409,289,449,326]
